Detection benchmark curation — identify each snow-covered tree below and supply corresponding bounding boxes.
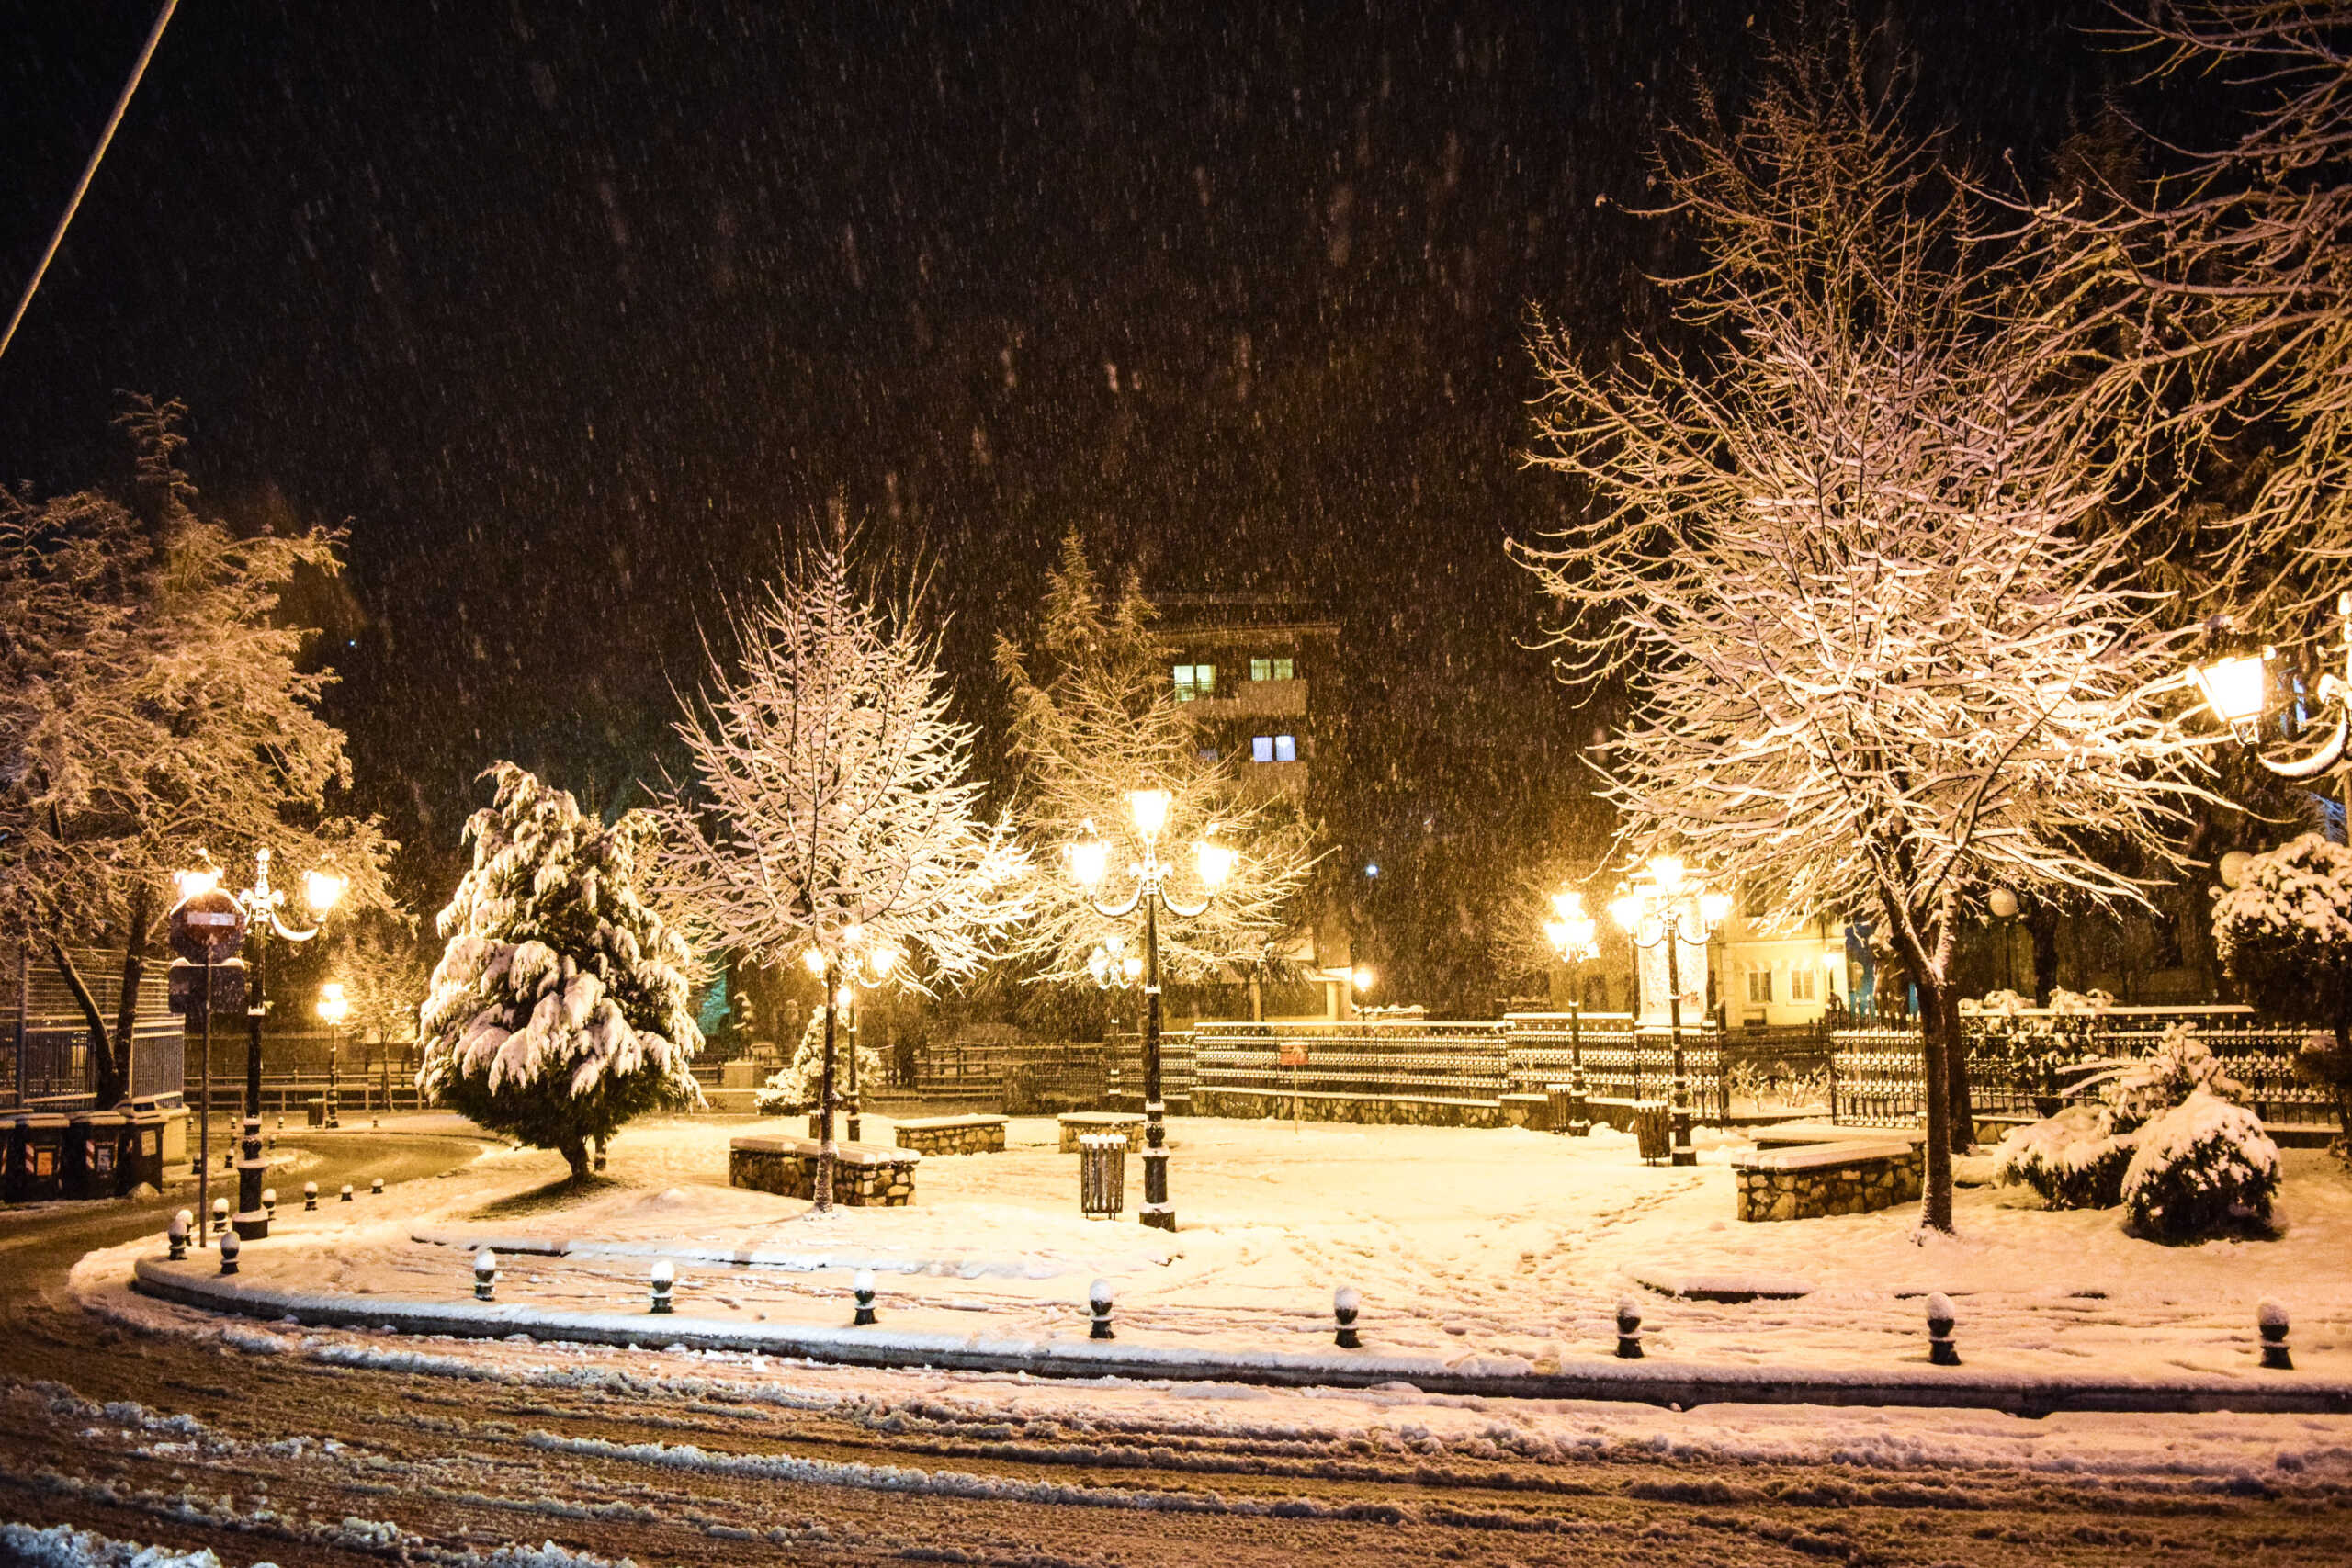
[1511,37,2217,1230]
[656,528,1029,1207]
[420,763,704,1180]
[994,530,1319,987]
[2213,832,2352,1141]
[324,908,434,1043]
[0,398,393,1105]
[752,1006,882,1115]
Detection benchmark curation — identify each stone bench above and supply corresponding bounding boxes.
[893,1114,1007,1156]
[729,1134,918,1206]
[1732,1139,1921,1222]
[1057,1111,1145,1153]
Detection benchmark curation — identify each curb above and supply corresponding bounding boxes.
[129,1258,2352,1416]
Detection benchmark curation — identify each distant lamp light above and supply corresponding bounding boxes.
[1126,788,1171,840]
[1545,888,1599,962]
[2194,651,2269,728]
[868,942,900,977]
[1351,965,1374,993]
[1648,855,1687,895]
[802,946,829,977]
[1363,863,1380,879]
[303,868,348,916]
[316,981,349,1026]
[835,986,854,1010]
[1122,953,1143,983]
[174,868,219,900]
[1987,887,2018,920]
[1700,891,1733,928]
[1194,837,1237,889]
[1608,892,1641,932]
[2218,851,2253,890]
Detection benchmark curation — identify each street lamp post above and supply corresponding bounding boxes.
[1087,937,1145,1103]
[1544,889,1600,1136]
[316,981,348,1128]
[1609,856,1729,1168]
[801,927,900,1195]
[1068,789,1235,1232]
[2194,595,2352,834]
[198,849,344,1239]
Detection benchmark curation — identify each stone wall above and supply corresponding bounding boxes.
[1188,1087,1507,1129]
[1731,1141,1921,1222]
[894,1116,1007,1156]
[729,1135,917,1206]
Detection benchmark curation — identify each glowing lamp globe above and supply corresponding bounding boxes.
[1126,788,1171,839]
[1700,891,1733,928]
[1067,836,1109,889]
[303,868,347,916]
[316,981,349,1026]
[1987,887,2018,919]
[174,868,219,900]
[1194,837,1237,889]
[1122,953,1143,982]
[1648,855,1687,894]
[2194,652,2268,727]
[802,946,829,977]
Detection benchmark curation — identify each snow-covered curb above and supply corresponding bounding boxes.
[129,1257,2352,1416]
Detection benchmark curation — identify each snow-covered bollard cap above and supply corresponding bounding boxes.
[1333,1284,1363,1348]
[2258,1298,2290,1334]
[853,1267,877,1325]
[474,1248,498,1301]
[218,1230,241,1273]
[1087,1278,1115,1340]
[475,1248,498,1278]
[1925,1292,1957,1331]
[262,1187,277,1210]
[167,1210,189,1258]
[2258,1299,2293,1369]
[650,1258,675,1313]
[340,1183,354,1201]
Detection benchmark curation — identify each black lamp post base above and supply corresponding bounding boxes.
[1139,1207,1175,1231]
[232,1209,270,1240]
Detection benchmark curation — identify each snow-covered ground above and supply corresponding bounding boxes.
[96,1111,2352,1386]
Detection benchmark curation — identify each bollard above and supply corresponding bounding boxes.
[1333,1285,1363,1349]
[475,1249,498,1302]
[370,1176,384,1197]
[1088,1279,1115,1340]
[276,1115,285,1131]
[2258,1300,2293,1371]
[650,1260,675,1314]
[340,1183,354,1203]
[267,1134,277,1154]
[262,1188,277,1222]
[211,1197,231,1235]
[219,1230,241,1275]
[853,1269,877,1325]
[1615,1297,1645,1359]
[303,1181,319,1212]
[167,1210,190,1260]
[1926,1292,1960,1366]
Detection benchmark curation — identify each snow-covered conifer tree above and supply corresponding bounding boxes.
[994,530,1317,988]
[657,528,1029,1208]
[1511,35,2217,1230]
[419,764,704,1180]
[2213,833,2352,1142]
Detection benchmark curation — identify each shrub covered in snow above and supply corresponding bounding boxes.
[752,1006,883,1114]
[2120,1088,2282,1241]
[2213,833,2352,1145]
[1992,1104,2137,1210]
[419,763,704,1179]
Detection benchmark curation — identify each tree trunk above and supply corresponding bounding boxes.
[110,886,154,1108]
[1915,974,1957,1234]
[2026,904,2061,1004]
[561,1137,592,1185]
[1945,1019,1975,1156]
[815,972,837,1211]
[49,942,122,1107]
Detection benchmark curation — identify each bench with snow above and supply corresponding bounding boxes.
[1731,1139,1922,1222]
[1057,1111,1145,1154]
[729,1134,918,1206]
[893,1114,1007,1156]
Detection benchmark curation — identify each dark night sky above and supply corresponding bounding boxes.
[1,1,2166,946]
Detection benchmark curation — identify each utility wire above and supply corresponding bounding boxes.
[0,0,182,368]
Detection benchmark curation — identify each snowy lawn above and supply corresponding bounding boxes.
[110,1110,2352,1385]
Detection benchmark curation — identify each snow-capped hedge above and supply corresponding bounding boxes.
[2120,1088,2281,1241]
[1993,1105,2135,1210]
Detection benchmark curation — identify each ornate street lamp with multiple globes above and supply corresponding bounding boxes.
[1608,855,1729,1168]
[802,927,902,1145]
[1067,788,1235,1231]
[1543,889,1600,1136]
[176,848,345,1238]
[2193,594,2352,828]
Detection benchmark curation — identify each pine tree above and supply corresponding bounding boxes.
[657,527,1029,1207]
[752,1006,884,1114]
[993,530,1318,987]
[420,763,705,1180]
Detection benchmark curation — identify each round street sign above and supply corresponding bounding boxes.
[168,889,249,964]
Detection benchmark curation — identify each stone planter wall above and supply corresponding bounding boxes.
[894,1115,1007,1156]
[1188,1087,1507,1129]
[1731,1141,1920,1222]
[729,1135,918,1206]
[1057,1112,1145,1153]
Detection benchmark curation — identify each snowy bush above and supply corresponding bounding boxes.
[1992,1105,2136,1210]
[2120,1088,2282,1241]
[2213,834,2352,1145]
[2093,1023,2246,1130]
[752,1007,883,1114]
[419,763,705,1179]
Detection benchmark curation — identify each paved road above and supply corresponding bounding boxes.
[3,1134,2347,1566]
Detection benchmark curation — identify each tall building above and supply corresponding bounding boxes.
[1153,594,1359,1018]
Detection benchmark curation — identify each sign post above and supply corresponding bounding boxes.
[1277,1038,1308,1134]
[168,892,249,1249]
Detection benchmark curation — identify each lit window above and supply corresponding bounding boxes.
[1250,657,1295,682]
[1789,965,1817,1002]
[1172,664,1202,701]
[1273,734,1296,762]
[1251,735,1273,763]
[1746,969,1773,1004]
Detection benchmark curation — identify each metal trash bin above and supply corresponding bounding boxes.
[1078,1133,1125,1220]
[10,1112,71,1201]
[306,1097,327,1128]
[1634,1101,1671,1165]
[122,1105,169,1192]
